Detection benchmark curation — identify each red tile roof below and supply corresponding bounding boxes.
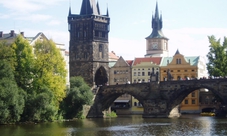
[109,51,119,60]
[126,60,133,66]
[133,57,162,66]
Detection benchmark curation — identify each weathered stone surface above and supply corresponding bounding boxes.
[87,78,227,118]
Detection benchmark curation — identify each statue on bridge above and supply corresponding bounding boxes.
[167,69,173,81]
[150,68,159,82]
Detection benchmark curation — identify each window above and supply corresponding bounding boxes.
[192,99,196,104]
[191,92,195,97]
[95,31,99,37]
[148,72,151,76]
[142,72,145,76]
[134,102,137,106]
[99,44,103,58]
[176,58,181,64]
[184,100,188,104]
[84,31,86,37]
[134,72,136,76]
[138,72,141,76]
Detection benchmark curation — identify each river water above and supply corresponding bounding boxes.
[0,115,227,136]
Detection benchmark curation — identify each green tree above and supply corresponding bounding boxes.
[0,60,25,124]
[11,35,34,91]
[61,76,93,119]
[21,38,67,122]
[33,39,66,102]
[206,35,227,77]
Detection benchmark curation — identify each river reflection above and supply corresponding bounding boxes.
[0,115,227,136]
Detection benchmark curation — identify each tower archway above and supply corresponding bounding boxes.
[95,66,108,86]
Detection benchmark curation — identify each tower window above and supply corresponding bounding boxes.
[102,32,105,38]
[77,32,80,38]
[99,44,104,58]
[95,31,99,37]
[84,31,86,37]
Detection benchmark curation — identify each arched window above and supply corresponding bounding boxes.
[99,44,104,58]
[134,102,137,106]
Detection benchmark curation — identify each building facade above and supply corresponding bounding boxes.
[68,0,110,87]
[160,50,208,113]
[131,57,162,114]
[109,56,132,114]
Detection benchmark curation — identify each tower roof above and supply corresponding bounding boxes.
[80,0,99,15]
[146,2,168,39]
[175,49,180,55]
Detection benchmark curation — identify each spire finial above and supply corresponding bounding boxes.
[68,0,71,16]
[106,3,109,16]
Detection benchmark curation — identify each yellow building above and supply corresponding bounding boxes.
[131,57,162,114]
[160,50,207,113]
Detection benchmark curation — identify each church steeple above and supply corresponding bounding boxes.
[154,1,159,21]
[145,2,169,57]
[147,1,166,39]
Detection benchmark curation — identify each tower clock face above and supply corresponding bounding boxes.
[152,42,158,49]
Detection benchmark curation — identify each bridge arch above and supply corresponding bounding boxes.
[87,79,227,118]
[167,80,227,115]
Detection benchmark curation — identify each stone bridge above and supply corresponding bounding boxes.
[87,78,227,118]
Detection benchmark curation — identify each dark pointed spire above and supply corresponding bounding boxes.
[97,1,100,15]
[80,0,99,15]
[106,7,109,17]
[155,1,159,20]
[68,6,71,16]
[175,49,180,55]
[146,1,167,39]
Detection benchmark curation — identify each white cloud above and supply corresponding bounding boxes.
[0,0,44,13]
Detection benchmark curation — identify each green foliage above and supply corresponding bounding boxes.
[106,111,117,118]
[11,35,34,91]
[206,35,227,77]
[0,60,25,124]
[0,36,67,123]
[61,76,93,119]
[20,38,67,122]
[32,39,67,102]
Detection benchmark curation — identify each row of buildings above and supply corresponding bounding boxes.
[108,50,210,114]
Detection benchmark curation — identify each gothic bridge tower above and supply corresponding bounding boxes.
[145,2,169,57]
[68,0,110,87]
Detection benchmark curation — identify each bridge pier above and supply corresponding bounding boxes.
[86,103,104,118]
[142,99,169,118]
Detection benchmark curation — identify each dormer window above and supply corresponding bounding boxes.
[176,58,181,64]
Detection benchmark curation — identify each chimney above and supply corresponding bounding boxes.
[0,31,3,38]
[10,30,14,37]
[20,32,24,37]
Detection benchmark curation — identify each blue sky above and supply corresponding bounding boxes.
[0,0,227,60]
